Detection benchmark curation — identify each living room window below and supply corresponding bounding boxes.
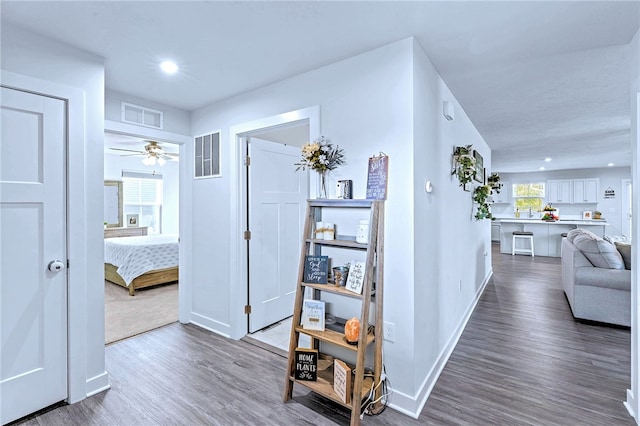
[513,183,545,212]
[122,170,163,234]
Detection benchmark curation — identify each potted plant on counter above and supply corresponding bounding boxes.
[594,210,602,219]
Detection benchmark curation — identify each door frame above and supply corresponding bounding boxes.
[1,70,96,403]
[228,106,320,339]
[622,179,632,238]
[104,121,191,323]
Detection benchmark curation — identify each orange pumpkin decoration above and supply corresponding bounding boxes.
[344,317,361,344]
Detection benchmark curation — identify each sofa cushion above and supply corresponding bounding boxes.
[615,242,632,270]
[572,232,625,269]
[566,228,598,244]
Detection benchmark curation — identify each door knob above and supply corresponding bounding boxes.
[48,260,65,272]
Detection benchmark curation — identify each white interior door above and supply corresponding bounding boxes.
[1,87,68,424]
[248,138,307,332]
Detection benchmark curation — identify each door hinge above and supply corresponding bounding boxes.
[67,259,70,268]
[244,156,251,166]
[244,304,252,314]
[244,230,251,240]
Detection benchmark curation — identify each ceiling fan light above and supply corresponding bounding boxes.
[157,156,166,166]
[142,156,155,166]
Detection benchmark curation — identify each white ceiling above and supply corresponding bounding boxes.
[2,1,638,173]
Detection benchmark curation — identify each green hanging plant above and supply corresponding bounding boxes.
[487,172,502,194]
[451,145,476,188]
[473,184,493,220]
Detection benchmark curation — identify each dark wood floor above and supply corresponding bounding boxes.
[15,244,633,425]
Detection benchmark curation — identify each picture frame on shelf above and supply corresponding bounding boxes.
[301,299,325,331]
[473,150,484,183]
[126,213,139,227]
[582,211,592,220]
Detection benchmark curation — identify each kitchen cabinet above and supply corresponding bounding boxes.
[546,179,572,204]
[573,178,599,203]
[491,181,511,204]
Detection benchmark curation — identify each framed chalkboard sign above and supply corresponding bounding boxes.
[366,154,389,200]
[295,348,318,381]
[303,255,329,284]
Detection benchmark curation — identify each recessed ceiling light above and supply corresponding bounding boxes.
[544,157,552,162]
[539,166,545,171]
[160,60,179,74]
[608,162,615,167]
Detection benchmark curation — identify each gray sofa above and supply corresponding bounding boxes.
[561,228,631,327]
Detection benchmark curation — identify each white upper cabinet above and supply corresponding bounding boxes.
[547,179,572,204]
[573,178,599,203]
[547,178,599,204]
[491,181,511,204]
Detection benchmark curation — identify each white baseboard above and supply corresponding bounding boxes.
[190,313,232,339]
[389,269,493,418]
[625,389,638,423]
[85,371,110,398]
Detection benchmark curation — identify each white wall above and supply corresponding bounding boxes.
[105,89,191,136]
[104,154,180,234]
[411,39,493,413]
[189,37,490,417]
[1,23,108,400]
[494,167,632,236]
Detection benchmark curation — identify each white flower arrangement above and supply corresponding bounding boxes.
[295,136,345,172]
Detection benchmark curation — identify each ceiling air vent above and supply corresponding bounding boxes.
[121,102,163,129]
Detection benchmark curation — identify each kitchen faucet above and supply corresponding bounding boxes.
[528,207,533,218]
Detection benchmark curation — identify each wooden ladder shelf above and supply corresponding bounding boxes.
[283,199,385,426]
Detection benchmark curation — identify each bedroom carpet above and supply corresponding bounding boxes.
[104,280,178,344]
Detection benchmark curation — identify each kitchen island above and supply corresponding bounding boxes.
[498,219,608,257]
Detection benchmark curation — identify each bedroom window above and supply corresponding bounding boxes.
[122,170,163,234]
[194,132,221,178]
[512,183,545,212]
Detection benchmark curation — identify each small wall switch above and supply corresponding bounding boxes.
[383,321,395,343]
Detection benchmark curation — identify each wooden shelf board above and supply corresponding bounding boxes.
[306,238,368,250]
[289,375,374,410]
[308,199,374,208]
[302,282,364,299]
[295,326,374,350]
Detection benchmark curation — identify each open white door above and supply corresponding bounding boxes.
[248,138,307,332]
[1,87,68,423]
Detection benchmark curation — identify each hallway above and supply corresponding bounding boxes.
[14,244,634,425]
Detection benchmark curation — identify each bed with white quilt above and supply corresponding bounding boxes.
[104,234,179,295]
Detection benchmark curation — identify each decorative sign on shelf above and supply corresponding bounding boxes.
[345,260,365,294]
[366,153,389,200]
[301,299,325,331]
[294,348,318,381]
[303,255,329,284]
[333,359,352,403]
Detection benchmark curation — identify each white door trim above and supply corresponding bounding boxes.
[228,106,320,339]
[1,70,100,403]
[104,120,192,324]
[625,92,640,421]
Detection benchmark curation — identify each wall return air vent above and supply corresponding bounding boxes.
[121,102,164,129]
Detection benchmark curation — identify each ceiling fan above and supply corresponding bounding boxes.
[109,140,178,165]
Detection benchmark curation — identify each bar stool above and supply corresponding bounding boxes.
[512,231,534,257]
[560,232,568,256]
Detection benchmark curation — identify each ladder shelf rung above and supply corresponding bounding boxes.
[305,238,368,249]
[294,326,374,350]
